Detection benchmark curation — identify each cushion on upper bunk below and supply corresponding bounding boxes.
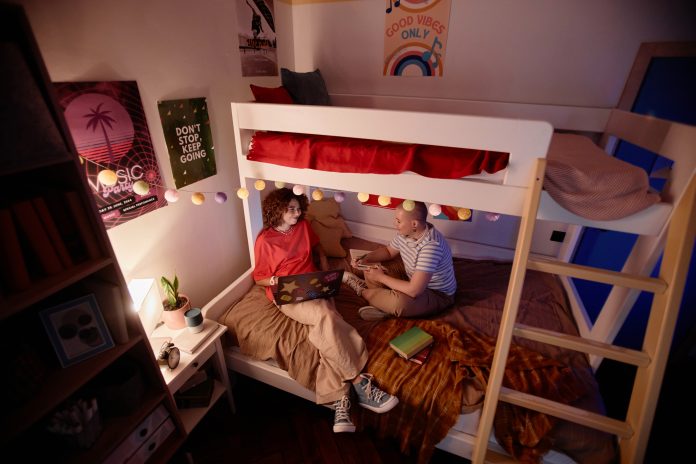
[250,84,294,104]
[545,133,660,220]
[247,131,509,179]
[280,68,332,106]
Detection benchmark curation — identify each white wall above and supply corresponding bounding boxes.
[17,0,696,305]
[291,0,696,107]
[18,0,293,308]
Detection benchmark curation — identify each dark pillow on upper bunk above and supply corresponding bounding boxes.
[249,85,294,104]
[280,68,332,106]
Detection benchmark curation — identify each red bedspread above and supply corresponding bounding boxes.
[248,131,509,179]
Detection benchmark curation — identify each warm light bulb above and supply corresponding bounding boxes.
[312,189,324,201]
[402,200,415,212]
[237,187,249,199]
[377,195,391,206]
[215,192,228,203]
[428,204,442,216]
[254,180,266,191]
[133,180,149,195]
[457,208,472,220]
[292,185,305,195]
[165,189,180,203]
[274,181,286,188]
[191,192,205,205]
[357,192,370,202]
[334,192,345,203]
[97,169,118,186]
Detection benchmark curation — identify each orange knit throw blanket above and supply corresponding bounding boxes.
[358,318,586,464]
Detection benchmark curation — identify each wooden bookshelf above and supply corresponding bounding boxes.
[0,4,186,462]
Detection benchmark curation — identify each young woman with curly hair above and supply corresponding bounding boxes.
[252,187,398,433]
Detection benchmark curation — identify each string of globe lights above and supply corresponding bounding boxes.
[95,163,500,221]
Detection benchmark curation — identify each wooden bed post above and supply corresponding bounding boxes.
[620,174,696,463]
[471,158,547,463]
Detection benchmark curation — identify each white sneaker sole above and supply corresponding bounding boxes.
[333,423,356,433]
[358,396,399,414]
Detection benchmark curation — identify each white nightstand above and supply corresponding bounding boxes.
[149,321,235,434]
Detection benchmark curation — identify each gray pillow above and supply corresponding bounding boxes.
[280,68,332,106]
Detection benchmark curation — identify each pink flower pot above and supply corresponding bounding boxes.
[161,294,191,330]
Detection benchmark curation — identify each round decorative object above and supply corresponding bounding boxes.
[97,169,118,186]
[457,208,472,220]
[157,342,180,369]
[133,180,149,195]
[402,199,415,211]
[254,179,266,191]
[312,188,324,201]
[428,203,442,216]
[215,192,228,203]
[274,181,286,188]
[191,192,205,205]
[357,192,370,202]
[292,185,305,195]
[165,189,180,203]
[485,212,501,222]
[333,191,345,203]
[237,187,249,199]
[377,195,391,206]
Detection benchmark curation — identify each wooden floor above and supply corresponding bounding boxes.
[172,373,471,464]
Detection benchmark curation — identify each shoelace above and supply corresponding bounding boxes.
[334,395,351,422]
[360,374,386,403]
[345,276,366,292]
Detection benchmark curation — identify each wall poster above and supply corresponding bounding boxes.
[54,81,167,230]
[157,98,217,189]
[383,0,452,77]
[237,0,278,77]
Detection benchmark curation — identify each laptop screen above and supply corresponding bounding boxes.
[273,269,344,306]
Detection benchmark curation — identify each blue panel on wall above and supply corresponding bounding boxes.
[572,55,696,352]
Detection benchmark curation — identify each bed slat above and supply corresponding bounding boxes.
[513,323,650,367]
[498,387,633,438]
[527,257,667,293]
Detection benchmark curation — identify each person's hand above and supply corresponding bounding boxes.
[363,264,386,282]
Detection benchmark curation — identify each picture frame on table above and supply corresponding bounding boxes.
[40,294,115,367]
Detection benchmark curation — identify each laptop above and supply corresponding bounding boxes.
[273,269,344,306]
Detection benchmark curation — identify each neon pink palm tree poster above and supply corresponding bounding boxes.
[54,81,167,229]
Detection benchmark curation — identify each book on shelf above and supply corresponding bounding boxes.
[173,319,217,354]
[174,377,214,409]
[0,207,31,291]
[389,326,434,360]
[11,198,63,275]
[349,248,372,270]
[64,190,101,260]
[31,197,73,268]
[44,191,88,263]
[408,343,433,365]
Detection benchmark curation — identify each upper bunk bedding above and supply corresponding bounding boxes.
[217,236,617,464]
[247,130,660,221]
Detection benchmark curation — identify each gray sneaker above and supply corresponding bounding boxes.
[353,374,399,413]
[359,305,390,321]
[332,395,356,433]
[342,271,367,296]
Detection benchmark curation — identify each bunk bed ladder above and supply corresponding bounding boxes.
[472,164,696,464]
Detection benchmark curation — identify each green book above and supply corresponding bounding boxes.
[389,326,434,359]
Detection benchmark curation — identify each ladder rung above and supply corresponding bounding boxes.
[527,257,667,293]
[499,387,633,438]
[513,323,651,367]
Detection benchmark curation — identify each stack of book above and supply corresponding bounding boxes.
[389,326,434,365]
[0,191,100,295]
[174,371,214,409]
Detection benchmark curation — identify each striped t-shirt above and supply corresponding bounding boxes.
[389,223,457,296]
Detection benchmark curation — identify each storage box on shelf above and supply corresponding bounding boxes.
[0,4,185,463]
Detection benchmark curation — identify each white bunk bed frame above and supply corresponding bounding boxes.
[203,98,696,463]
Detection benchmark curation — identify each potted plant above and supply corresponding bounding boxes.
[160,274,191,330]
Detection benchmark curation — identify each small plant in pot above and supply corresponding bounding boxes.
[160,274,191,330]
